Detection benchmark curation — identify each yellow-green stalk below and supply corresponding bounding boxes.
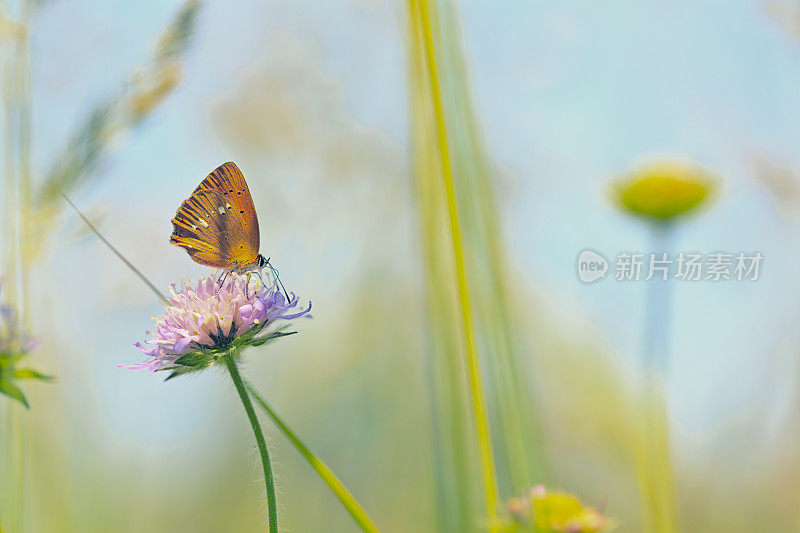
[408,8,477,530]
[1,8,33,532]
[247,385,381,533]
[434,0,544,494]
[408,0,499,529]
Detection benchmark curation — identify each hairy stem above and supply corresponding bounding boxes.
[246,383,381,533]
[224,351,278,533]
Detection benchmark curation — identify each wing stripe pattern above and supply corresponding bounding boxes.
[169,162,261,269]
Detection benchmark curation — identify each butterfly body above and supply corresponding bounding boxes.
[170,162,265,272]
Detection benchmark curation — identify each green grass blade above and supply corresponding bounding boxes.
[434,0,545,494]
[408,0,500,529]
[246,384,382,533]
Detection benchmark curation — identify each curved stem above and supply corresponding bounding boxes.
[245,383,381,533]
[224,351,278,533]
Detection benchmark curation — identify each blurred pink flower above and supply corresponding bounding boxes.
[0,283,51,408]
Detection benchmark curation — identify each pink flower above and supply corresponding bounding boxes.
[124,272,310,377]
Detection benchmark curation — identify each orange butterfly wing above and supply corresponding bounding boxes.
[170,162,260,269]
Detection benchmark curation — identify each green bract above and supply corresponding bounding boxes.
[159,329,296,381]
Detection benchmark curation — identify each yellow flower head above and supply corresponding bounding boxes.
[532,489,608,532]
[504,485,613,532]
[612,159,717,222]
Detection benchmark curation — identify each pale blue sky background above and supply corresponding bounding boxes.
[24,0,800,456]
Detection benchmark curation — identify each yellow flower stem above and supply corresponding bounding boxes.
[224,350,278,533]
[637,226,679,533]
[410,0,499,527]
[246,384,381,533]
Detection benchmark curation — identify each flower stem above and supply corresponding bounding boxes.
[245,383,381,533]
[636,226,679,533]
[224,351,278,533]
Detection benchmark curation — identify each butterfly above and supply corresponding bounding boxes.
[170,161,287,295]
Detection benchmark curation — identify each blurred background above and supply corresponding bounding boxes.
[2,0,800,531]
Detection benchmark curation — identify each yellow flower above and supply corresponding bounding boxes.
[504,485,613,532]
[532,489,608,532]
[612,159,716,222]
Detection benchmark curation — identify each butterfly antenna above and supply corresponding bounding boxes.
[265,258,291,302]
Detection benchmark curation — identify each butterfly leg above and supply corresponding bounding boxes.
[215,270,230,296]
[244,270,253,299]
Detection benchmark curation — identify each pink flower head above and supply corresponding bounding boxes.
[125,272,311,378]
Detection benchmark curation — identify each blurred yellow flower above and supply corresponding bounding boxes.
[505,485,613,532]
[612,160,716,222]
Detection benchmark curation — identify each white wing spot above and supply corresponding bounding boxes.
[198,218,209,227]
[218,206,226,214]
[225,202,232,209]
